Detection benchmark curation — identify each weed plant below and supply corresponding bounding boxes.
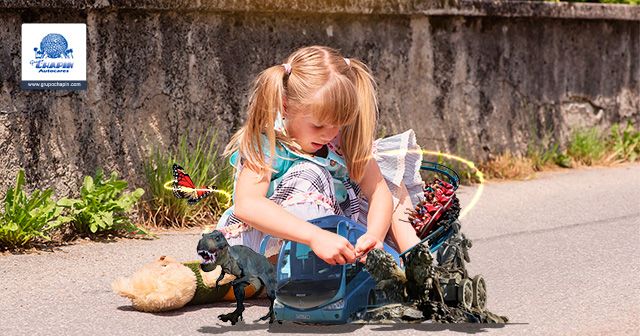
[567,128,607,166]
[606,121,640,163]
[0,170,64,248]
[528,143,572,170]
[57,169,147,236]
[559,0,639,4]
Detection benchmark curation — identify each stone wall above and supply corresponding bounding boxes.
[0,0,638,194]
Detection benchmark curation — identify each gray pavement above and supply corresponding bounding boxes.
[1,164,639,336]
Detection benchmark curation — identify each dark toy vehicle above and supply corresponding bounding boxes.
[432,223,487,311]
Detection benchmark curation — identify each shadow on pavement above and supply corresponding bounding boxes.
[199,322,524,334]
[116,303,233,316]
[199,323,363,334]
[366,322,514,333]
[116,299,269,317]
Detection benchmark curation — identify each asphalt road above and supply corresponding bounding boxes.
[1,164,639,336]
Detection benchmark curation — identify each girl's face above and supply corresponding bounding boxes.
[285,112,340,154]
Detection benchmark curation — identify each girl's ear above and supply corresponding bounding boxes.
[275,110,287,135]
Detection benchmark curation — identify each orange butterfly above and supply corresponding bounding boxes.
[172,163,213,205]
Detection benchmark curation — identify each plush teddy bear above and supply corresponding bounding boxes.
[112,256,262,312]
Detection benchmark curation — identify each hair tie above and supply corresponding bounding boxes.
[344,58,351,67]
[282,63,292,75]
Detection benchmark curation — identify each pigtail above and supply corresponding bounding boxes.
[341,58,378,183]
[224,65,288,180]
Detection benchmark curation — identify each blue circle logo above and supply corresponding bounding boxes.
[35,33,73,59]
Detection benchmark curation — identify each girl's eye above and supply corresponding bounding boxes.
[313,124,324,129]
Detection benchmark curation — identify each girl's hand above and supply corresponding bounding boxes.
[355,233,384,263]
[309,229,356,265]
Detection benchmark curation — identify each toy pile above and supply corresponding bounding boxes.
[358,174,509,324]
[408,178,461,238]
[359,237,509,324]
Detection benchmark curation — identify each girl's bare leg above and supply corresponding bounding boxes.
[388,182,421,253]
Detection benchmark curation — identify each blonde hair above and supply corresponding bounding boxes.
[224,46,378,183]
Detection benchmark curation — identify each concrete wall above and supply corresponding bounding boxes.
[0,0,638,194]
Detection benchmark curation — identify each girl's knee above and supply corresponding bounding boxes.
[280,201,338,220]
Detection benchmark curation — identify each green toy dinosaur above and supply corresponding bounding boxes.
[197,230,277,325]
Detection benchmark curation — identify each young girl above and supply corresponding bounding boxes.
[216,46,425,265]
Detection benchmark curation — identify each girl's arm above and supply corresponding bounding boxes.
[355,158,394,259]
[233,164,356,265]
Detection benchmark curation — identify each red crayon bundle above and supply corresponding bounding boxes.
[407,178,460,239]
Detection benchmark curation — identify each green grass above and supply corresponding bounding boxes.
[606,121,640,163]
[567,128,607,166]
[141,130,234,228]
[554,0,639,4]
[0,170,65,248]
[527,143,572,170]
